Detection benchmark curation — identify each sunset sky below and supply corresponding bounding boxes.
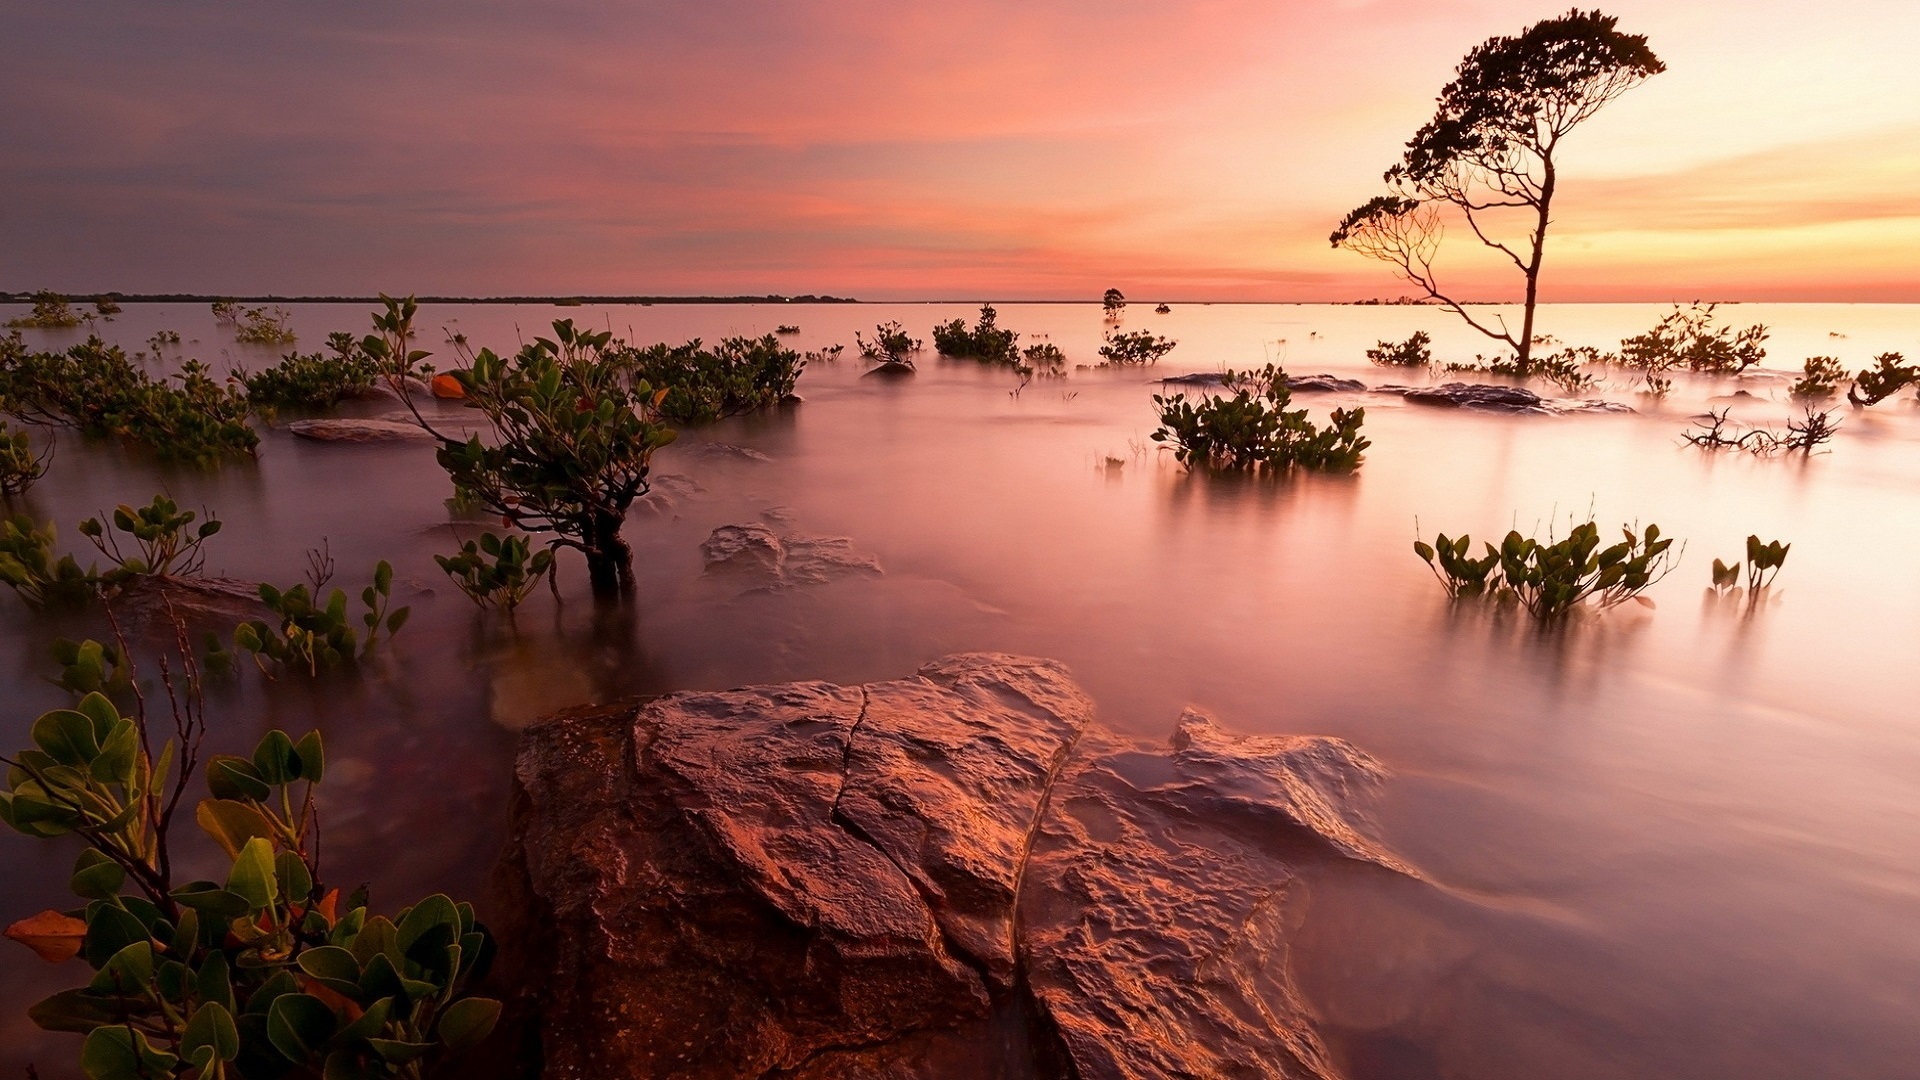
[3,0,1917,301]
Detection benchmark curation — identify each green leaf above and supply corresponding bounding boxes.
[27,988,123,1034]
[227,837,279,912]
[81,1024,179,1080]
[253,730,299,785]
[365,1037,435,1065]
[31,708,101,765]
[70,850,126,900]
[292,730,326,783]
[436,996,502,1052]
[396,894,459,951]
[171,881,252,919]
[208,755,271,801]
[82,904,150,969]
[182,1000,241,1063]
[87,941,156,996]
[267,992,338,1063]
[196,798,276,859]
[297,945,364,996]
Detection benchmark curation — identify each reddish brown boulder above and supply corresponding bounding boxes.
[503,655,1404,1079]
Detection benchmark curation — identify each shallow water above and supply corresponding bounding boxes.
[2,300,1918,1078]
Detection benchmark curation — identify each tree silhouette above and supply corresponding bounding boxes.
[1332,9,1663,372]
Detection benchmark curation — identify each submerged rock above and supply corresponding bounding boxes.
[677,442,775,464]
[113,575,263,631]
[1157,372,1366,394]
[701,523,882,588]
[1375,382,1631,415]
[502,653,1406,1080]
[287,418,436,442]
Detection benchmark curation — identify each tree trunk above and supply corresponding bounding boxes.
[583,511,633,598]
[1519,160,1557,373]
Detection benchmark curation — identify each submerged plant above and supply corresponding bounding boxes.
[0,337,257,465]
[79,496,221,582]
[0,515,101,609]
[1417,521,1678,620]
[931,304,1021,366]
[615,334,803,425]
[0,643,499,1080]
[855,322,921,369]
[1366,331,1432,368]
[5,291,85,330]
[234,561,409,676]
[1712,535,1789,597]
[374,298,675,597]
[1098,328,1176,367]
[1790,356,1847,400]
[436,532,554,611]
[233,333,383,409]
[0,420,51,495]
[1846,352,1919,406]
[803,344,845,366]
[1618,303,1768,376]
[1151,364,1368,473]
[1684,407,1838,456]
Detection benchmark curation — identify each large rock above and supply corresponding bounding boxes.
[503,654,1407,1079]
[1374,382,1632,415]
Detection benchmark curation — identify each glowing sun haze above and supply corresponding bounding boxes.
[3,0,1916,301]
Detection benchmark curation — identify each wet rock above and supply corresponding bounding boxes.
[634,473,704,517]
[112,575,262,631]
[287,418,436,442]
[863,360,916,378]
[1157,372,1366,394]
[702,524,882,587]
[1286,374,1367,393]
[678,442,775,464]
[1374,382,1631,415]
[504,654,1405,1080]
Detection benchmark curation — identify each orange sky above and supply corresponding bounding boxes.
[2,0,1916,300]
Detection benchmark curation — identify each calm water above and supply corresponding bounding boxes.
[2,300,1918,1079]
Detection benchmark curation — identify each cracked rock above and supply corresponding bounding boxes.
[501,654,1406,1079]
[702,524,882,588]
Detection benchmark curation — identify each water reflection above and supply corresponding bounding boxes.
[1,301,1918,1078]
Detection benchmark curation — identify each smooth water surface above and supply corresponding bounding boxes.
[2,300,1917,1078]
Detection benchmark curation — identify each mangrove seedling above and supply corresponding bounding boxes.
[931,304,1021,366]
[436,532,554,611]
[1103,288,1127,317]
[233,561,409,676]
[376,298,675,597]
[855,321,921,369]
[79,496,221,581]
[1098,328,1176,367]
[1414,533,1501,599]
[0,649,500,1080]
[0,338,258,464]
[233,333,383,409]
[1152,364,1369,473]
[775,324,800,335]
[1416,521,1678,620]
[1712,534,1789,598]
[1790,356,1847,400]
[0,515,101,608]
[1619,303,1768,377]
[615,334,804,425]
[1847,352,1918,406]
[1367,331,1432,368]
[5,291,85,330]
[0,420,51,495]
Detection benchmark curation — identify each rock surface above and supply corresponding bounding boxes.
[287,417,436,442]
[1374,382,1631,415]
[1158,373,1365,394]
[702,523,883,588]
[503,654,1406,1080]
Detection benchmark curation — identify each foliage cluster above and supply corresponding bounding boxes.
[7,292,87,330]
[0,336,257,465]
[1416,521,1676,620]
[615,334,803,425]
[1151,364,1369,473]
[1617,303,1768,380]
[214,303,297,346]
[435,532,553,611]
[233,334,383,409]
[855,322,921,369]
[1846,352,1918,406]
[234,562,409,677]
[1789,356,1847,400]
[387,306,675,596]
[1098,328,1177,367]
[0,497,220,608]
[1712,535,1789,596]
[931,305,1021,366]
[1,671,498,1080]
[0,420,51,495]
[1366,331,1432,368]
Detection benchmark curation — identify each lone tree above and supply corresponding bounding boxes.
[1331,9,1663,372]
[1102,287,1127,316]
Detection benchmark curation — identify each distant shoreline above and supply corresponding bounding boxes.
[0,293,861,306]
